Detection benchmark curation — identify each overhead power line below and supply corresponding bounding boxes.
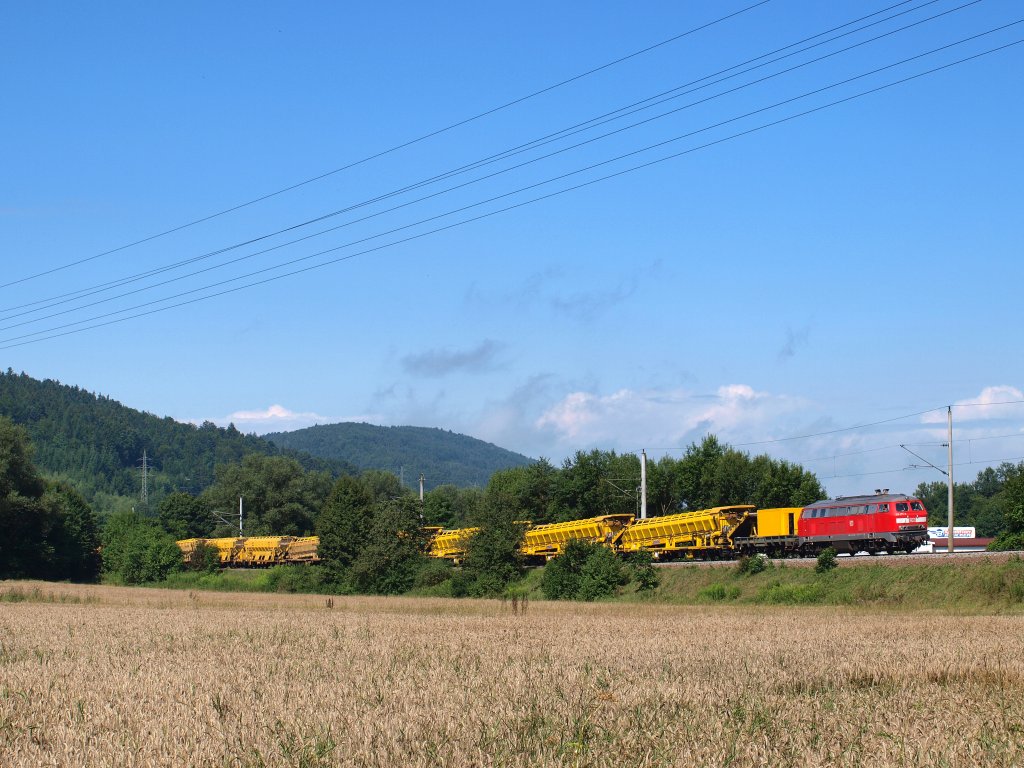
[0,0,957,319]
[2,21,1018,346]
[4,1,983,330]
[820,454,1024,481]
[954,399,1024,409]
[733,407,948,446]
[734,411,950,448]
[0,0,773,291]
[791,430,1024,465]
[1,34,1021,349]
[735,395,1024,448]
[953,431,1024,443]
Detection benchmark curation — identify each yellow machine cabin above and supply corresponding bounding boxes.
[753,507,802,538]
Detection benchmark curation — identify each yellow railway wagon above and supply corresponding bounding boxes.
[175,536,322,566]
[618,505,756,559]
[235,536,294,566]
[286,536,321,563]
[204,537,245,565]
[428,527,480,562]
[521,514,634,561]
[175,538,204,567]
[176,538,201,556]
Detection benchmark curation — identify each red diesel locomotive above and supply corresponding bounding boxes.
[734,491,931,557]
[797,491,930,555]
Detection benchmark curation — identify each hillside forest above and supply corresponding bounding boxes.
[0,371,528,516]
[264,422,532,488]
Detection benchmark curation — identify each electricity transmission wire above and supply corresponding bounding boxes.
[647,401,1024,470]
[1,33,1020,350]
[818,454,1024,481]
[0,0,976,319]
[0,0,774,291]
[735,400,1024,450]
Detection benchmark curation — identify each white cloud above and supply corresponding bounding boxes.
[199,404,340,434]
[922,385,1024,424]
[534,384,810,452]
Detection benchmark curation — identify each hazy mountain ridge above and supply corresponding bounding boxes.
[264,422,534,489]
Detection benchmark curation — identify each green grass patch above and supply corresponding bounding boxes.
[0,586,97,604]
[126,554,1024,613]
[631,555,1024,611]
[156,565,331,594]
[698,583,741,602]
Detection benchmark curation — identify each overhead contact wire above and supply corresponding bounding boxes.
[1,36,1020,348]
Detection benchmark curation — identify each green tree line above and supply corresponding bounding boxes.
[0,418,101,581]
[915,462,1024,544]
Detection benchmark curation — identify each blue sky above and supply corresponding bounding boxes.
[2,0,1022,496]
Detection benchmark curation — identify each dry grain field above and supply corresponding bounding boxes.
[1,582,1022,767]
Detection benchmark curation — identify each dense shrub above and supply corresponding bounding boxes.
[0,420,102,582]
[184,541,221,573]
[459,494,527,597]
[101,512,183,584]
[815,548,839,574]
[542,540,628,601]
[736,554,771,576]
[988,533,1024,552]
[625,551,660,592]
[412,559,453,589]
[262,565,329,593]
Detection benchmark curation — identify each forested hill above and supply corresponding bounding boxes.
[264,423,534,489]
[0,370,351,506]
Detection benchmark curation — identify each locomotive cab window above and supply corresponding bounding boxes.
[911,502,923,511]
[896,503,909,512]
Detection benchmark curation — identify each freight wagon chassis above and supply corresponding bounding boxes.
[794,531,926,556]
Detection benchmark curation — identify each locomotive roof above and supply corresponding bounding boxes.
[805,493,914,507]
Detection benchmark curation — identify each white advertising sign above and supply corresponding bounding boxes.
[927,526,976,539]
